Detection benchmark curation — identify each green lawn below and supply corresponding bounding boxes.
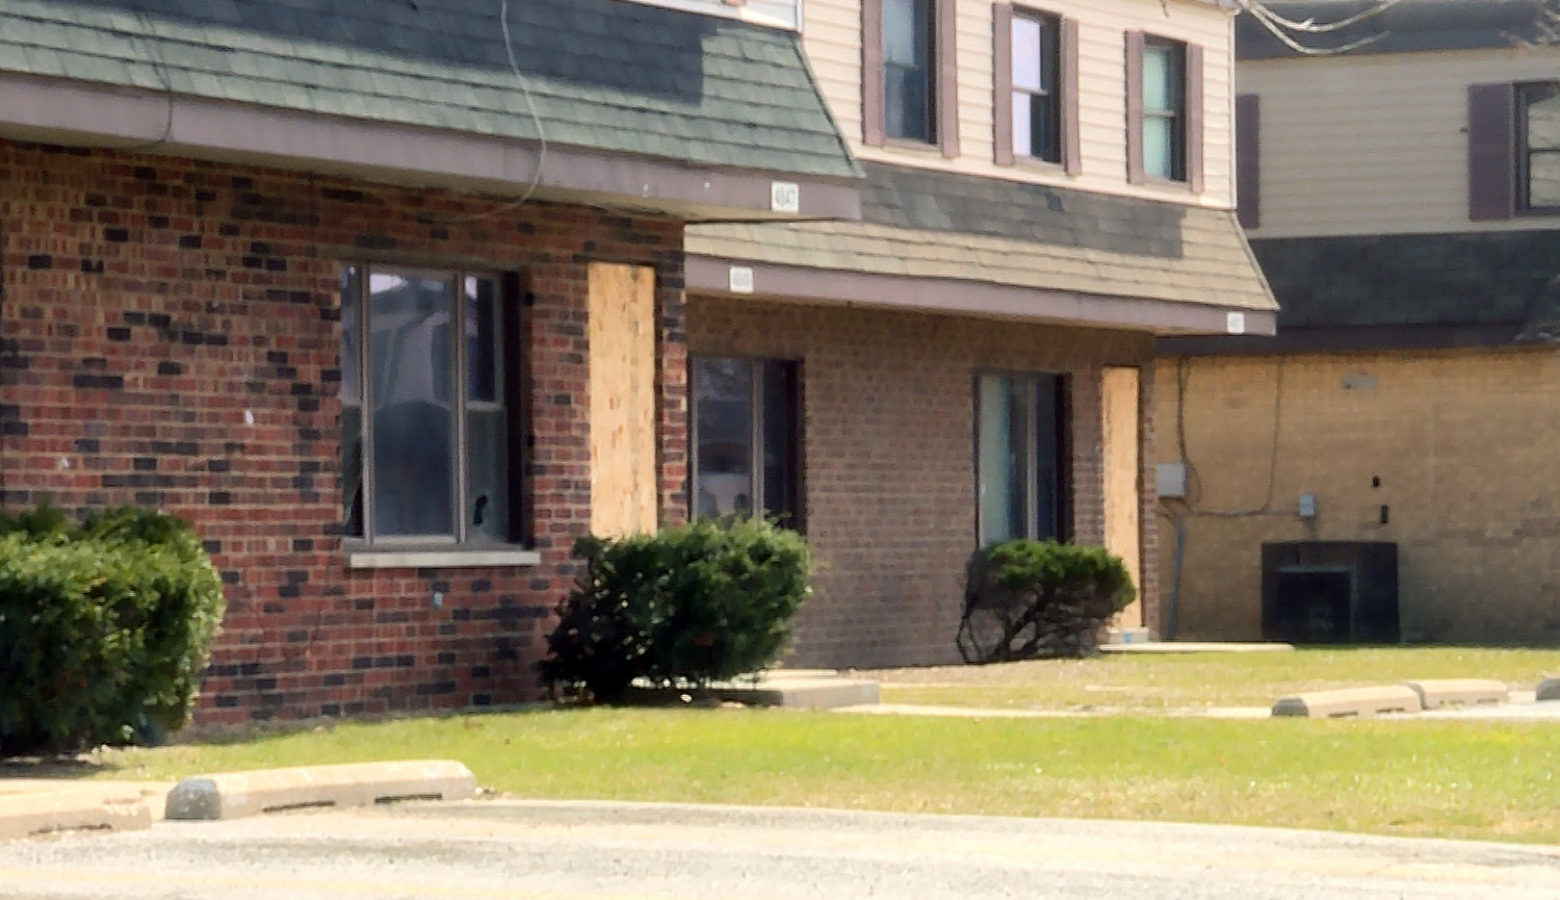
[871,647,1560,712]
[90,705,1560,845]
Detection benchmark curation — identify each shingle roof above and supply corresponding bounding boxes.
[688,163,1277,313]
[1251,232,1560,337]
[0,0,859,181]
[1238,0,1553,59]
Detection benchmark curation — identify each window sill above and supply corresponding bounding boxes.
[344,547,542,570]
[1012,156,1072,177]
[881,138,946,157]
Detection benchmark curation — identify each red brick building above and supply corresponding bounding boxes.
[0,0,858,724]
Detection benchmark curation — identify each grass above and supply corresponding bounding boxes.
[870,647,1560,712]
[83,705,1560,845]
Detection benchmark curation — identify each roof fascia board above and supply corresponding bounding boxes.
[686,255,1276,336]
[0,71,860,222]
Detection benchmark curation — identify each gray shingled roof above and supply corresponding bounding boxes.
[0,0,859,181]
[1252,232,1560,337]
[1238,0,1553,58]
[689,163,1276,313]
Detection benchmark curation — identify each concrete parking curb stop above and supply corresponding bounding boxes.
[1271,685,1423,718]
[164,760,477,821]
[1404,679,1509,709]
[0,786,152,841]
[1537,679,1560,702]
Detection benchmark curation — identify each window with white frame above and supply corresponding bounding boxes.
[976,373,1069,546]
[691,357,801,527]
[341,265,518,545]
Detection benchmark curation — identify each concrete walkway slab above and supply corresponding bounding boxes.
[629,670,880,710]
[1102,642,1295,654]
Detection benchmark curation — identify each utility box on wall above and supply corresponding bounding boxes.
[1261,542,1399,644]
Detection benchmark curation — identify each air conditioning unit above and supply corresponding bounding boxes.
[1261,542,1399,644]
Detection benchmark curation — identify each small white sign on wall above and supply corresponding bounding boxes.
[770,181,801,214]
[1226,311,1247,335]
[729,266,755,294]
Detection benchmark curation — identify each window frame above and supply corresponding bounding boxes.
[689,355,803,531]
[973,371,1072,548]
[1517,81,1560,214]
[863,0,959,156]
[1126,31,1203,192]
[883,0,938,144]
[340,263,524,551]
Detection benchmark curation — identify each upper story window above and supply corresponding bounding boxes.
[994,4,1079,172]
[1126,31,1204,191]
[1011,12,1059,161]
[1520,83,1560,211]
[341,266,521,547]
[884,0,936,142]
[863,0,958,156]
[1141,40,1186,180]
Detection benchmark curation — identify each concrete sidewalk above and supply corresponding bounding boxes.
[0,779,173,841]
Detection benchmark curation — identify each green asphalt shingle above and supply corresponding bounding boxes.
[0,0,859,181]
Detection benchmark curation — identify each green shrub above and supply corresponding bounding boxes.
[957,540,1134,663]
[0,507,225,755]
[543,519,810,703]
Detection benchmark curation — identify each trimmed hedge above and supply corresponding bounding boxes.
[543,519,810,703]
[0,507,225,755]
[957,540,1135,663]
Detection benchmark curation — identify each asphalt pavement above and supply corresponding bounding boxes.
[2,798,1559,899]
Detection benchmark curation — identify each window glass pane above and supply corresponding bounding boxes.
[466,408,509,542]
[694,358,755,519]
[466,276,499,404]
[884,0,928,66]
[1530,151,1560,208]
[1032,376,1063,541]
[1012,17,1043,92]
[341,267,361,402]
[1029,93,1057,161]
[1526,86,1560,150]
[342,403,364,537]
[1144,115,1175,179]
[761,360,798,525]
[369,272,456,538]
[1143,44,1176,113]
[886,67,931,142]
[978,375,1025,545]
[1012,91,1033,157]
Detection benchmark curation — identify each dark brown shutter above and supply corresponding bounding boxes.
[993,3,1014,166]
[1236,93,1261,228]
[1061,17,1081,175]
[1468,82,1515,221]
[937,0,960,157]
[1125,30,1145,184]
[862,0,886,147]
[1186,42,1204,192]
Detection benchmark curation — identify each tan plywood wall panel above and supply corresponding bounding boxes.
[1102,366,1143,627]
[588,263,658,537]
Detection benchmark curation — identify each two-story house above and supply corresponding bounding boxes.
[1155,0,1560,645]
[686,0,1275,666]
[0,0,861,724]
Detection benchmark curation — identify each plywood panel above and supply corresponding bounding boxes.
[589,263,658,537]
[1102,365,1143,628]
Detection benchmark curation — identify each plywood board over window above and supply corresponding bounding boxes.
[1102,366,1142,628]
[588,263,658,537]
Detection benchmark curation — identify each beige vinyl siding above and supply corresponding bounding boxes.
[803,0,1235,209]
[1244,48,1560,238]
[623,0,799,29]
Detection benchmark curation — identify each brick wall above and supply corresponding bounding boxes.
[689,294,1158,667]
[0,140,687,724]
[1153,348,1560,643]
